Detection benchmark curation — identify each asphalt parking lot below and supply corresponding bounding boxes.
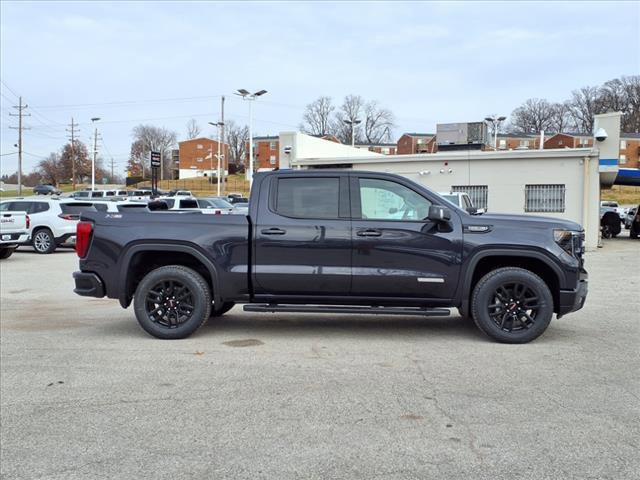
[1,236,639,480]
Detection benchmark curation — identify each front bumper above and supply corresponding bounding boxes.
[73,271,105,298]
[558,269,588,317]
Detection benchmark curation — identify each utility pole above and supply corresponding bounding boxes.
[66,118,79,190]
[92,127,98,190]
[220,95,225,195]
[110,157,114,181]
[8,97,30,196]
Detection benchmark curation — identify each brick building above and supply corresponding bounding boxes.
[396,133,437,154]
[619,133,640,168]
[177,137,229,179]
[354,142,397,155]
[495,133,541,150]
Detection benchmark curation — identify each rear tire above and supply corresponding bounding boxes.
[32,229,56,254]
[0,248,14,259]
[471,267,554,344]
[133,265,212,339]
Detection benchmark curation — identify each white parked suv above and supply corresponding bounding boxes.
[0,198,96,254]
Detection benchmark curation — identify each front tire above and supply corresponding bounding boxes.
[471,267,554,344]
[133,265,212,339]
[32,229,56,254]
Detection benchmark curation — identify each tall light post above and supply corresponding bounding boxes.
[235,89,267,186]
[208,121,224,196]
[343,119,361,147]
[90,117,101,190]
[484,116,506,150]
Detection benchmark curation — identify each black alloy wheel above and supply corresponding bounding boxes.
[145,279,195,328]
[471,267,554,344]
[134,265,211,339]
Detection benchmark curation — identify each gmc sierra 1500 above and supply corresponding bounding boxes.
[73,170,588,343]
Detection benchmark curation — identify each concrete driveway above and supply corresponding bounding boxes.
[1,238,639,479]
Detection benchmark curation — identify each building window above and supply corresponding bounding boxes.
[519,140,530,148]
[620,140,627,150]
[270,155,276,165]
[416,139,424,145]
[382,147,390,154]
[452,185,489,210]
[196,157,203,163]
[197,144,203,149]
[525,184,565,213]
[619,155,626,164]
[270,141,277,150]
[499,140,507,149]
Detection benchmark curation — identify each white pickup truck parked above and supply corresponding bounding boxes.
[0,211,30,259]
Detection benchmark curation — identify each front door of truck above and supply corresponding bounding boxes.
[350,175,461,300]
[253,174,351,296]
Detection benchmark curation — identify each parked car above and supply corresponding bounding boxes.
[73,170,588,344]
[157,196,201,210]
[90,200,150,213]
[33,184,61,195]
[438,191,485,215]
[600,201,625,221]
[0,198,95,253]
[600,205,622,238]
[629,204,640,239]
[127,190,153,202]
[72,190,125,199]
[197,197,234,215]
[167,190,193,197]
[0,210,30,259]
[624,206,637,229]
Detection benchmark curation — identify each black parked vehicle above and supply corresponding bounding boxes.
[33,184,61,195]
[73,170,588,343]
[630,204,640,239]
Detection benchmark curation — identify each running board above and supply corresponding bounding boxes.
[243,304,450,317]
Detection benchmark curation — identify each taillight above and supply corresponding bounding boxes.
[25,215,30,229]
[214,209,222,215]
[76,221,93,258]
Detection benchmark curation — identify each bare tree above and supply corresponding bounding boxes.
[549,102,574,133]
[510,98,555,133]
[300,96,335,136]
[363,100,395,143]
[225,120,249,168]
[568,86,604,133]
[601,75,640,132]
[333,94,366,144]
[186,119,201,140]
[131,125,178,178]
[37,153,63,185]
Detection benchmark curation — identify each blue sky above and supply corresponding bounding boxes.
[1,1,638,175]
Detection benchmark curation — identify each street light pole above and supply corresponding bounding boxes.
[343,119,361,147]
[235,89,267,187]
[208,121,224,196]
[90,117,100,190]
[484,115,506,150]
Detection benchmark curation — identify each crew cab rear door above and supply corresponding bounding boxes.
[350,175,462,300]
[252,174,351,296]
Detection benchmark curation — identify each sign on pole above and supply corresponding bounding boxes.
[150,151,161,168]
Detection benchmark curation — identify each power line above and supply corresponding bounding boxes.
[30,94,223,110]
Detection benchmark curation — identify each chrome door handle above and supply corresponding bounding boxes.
[357,229,382,237]
[261,228,286,235]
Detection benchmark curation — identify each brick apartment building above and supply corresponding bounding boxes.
[496,133,541,150]
[396,133,437,154]
[176,137,229,179]
[250,134,343,170]
[354,142,397,155]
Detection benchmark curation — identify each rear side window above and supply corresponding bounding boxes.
[61,203,96,215]
[10,201,34,213]
[0,202,11,211]
[32,202,50,213]
[163,199,175,208]
[92,191,104,198]
[105,191,116,197]
[75,191,90,198]
[179,199,198,209]
[275,177,340,219]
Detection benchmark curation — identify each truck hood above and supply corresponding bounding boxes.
[465,213,583,231]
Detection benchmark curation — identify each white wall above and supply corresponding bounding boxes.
[278,132,382,168]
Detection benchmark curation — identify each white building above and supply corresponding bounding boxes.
[277,113,623,251]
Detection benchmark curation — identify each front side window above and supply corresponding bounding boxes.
[276,177,340,219]
[359,178,431,221]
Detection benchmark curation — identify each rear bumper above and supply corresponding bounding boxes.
[73,271,105,298]
[558,269,588,317]
[1,232,29,244]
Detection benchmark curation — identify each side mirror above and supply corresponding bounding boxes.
[428,205,451,222]
[466,207,486,215]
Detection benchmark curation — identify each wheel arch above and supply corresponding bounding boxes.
[459,250,565,316]
[118,243,220,308]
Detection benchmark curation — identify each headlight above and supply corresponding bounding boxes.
[553,229,584,260]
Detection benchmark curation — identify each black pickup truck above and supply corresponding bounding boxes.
[73,170,588,343]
